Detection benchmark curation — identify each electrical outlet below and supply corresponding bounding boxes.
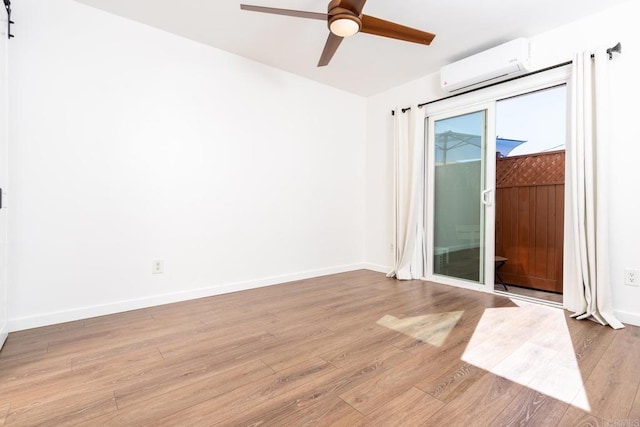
[152,260,164,274]
[624,269,640,286]
[390,243,394,253]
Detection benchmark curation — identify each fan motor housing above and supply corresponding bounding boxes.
[328,0,361,18]
[327,1,362,34]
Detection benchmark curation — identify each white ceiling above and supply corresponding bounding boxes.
[74,0,629,96]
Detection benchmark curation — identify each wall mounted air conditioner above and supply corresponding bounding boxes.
[440,38,531,93]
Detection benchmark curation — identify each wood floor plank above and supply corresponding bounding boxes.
[558,406,606,426]
[319,330,405,369]
[261,325,380,372]
[422,372,523,426]
[417,359,487,403]
[71,346,164,374]
[157,327,278,361]
[5,389,117,426]
[577,326,640,420]
[412,310,498,402]
[283,398,365,427]
[0,317,206,396]
[111,345,274,409]
[0,350,72,388]
[629,384,640,420]
[4,347,164,408]
[0,334,48,359]
[155,357,338,426]
[218,349,410,426]
[86,359,274,425]
[0,402,10,426]
[564,316,617,377]
[60,316,202,359]
[2,318,85,342]
[394,299,514,354]
[359,387,444,426]
[491,387,570,426]
[339,353,438,415]
[81,307,154,329]
[0,270,637,425]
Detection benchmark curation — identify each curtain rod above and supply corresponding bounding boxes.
[391,42,622,115]
[391,107,412,116]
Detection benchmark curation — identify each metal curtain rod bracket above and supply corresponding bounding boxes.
[390,107,412,115]
[606,42,622,59]
[4,0,14,39]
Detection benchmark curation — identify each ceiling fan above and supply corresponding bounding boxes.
[240,0,436,67]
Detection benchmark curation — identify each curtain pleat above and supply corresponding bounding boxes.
[564,48,623,329]
[388,107,425,280]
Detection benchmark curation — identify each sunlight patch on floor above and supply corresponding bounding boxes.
[461,299,590,411]
[377,311,464,347]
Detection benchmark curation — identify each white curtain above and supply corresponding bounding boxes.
[388,106,425,280]
[564,48,624,329]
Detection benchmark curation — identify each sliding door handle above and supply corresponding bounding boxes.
[481,189,493,207]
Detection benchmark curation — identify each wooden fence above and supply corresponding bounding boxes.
[495,151,565,293]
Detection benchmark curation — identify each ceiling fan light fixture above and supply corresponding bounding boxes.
[240,1,437,67]
[329,15,360,37]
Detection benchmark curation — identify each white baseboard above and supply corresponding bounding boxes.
[0,320,6,350]
[7,263,370,332]
[614,310,640,327]
[10,264,635,332]
[361,263,392,274]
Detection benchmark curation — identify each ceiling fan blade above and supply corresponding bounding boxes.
[360,15,436,45]
[318,33,344,67]
[240,4,328,21]
[339,0,367,15]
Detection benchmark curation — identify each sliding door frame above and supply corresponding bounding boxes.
[422,65,572,294]
[425,103,496,291]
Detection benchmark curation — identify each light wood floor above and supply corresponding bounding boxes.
[1,270,639,426]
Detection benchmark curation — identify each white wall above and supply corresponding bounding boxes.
[7,0,367,330]
[365,0,640,325]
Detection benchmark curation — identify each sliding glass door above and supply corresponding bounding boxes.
[426,104,496,288]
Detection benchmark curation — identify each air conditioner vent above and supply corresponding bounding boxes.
[441,38,531,93]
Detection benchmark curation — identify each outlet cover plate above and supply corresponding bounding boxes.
[152,260,164,274]
[624,269,640,286]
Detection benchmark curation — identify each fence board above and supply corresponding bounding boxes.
[495,151,565,293]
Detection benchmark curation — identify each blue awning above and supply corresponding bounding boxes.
[496,137,527,158]
[434,131,526,164]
